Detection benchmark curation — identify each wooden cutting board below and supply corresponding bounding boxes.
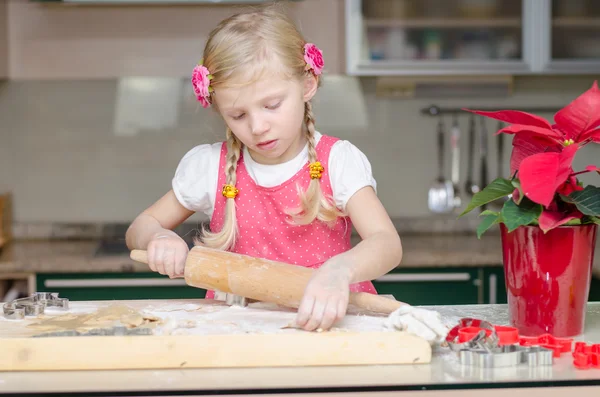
[0,299,432,371]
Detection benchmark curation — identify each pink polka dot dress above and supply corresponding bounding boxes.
[204,135,377,299]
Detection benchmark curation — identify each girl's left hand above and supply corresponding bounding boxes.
[294,261,352,332]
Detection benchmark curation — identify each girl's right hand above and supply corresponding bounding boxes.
[146,230,190,278]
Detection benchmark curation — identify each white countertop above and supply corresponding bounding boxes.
[0,301,599,396]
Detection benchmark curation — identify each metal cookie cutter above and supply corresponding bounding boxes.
[225,293,248,307]
[3,292,69,320]
[446,318,499,352]
[459,344,554,368]
[213,290,248,307]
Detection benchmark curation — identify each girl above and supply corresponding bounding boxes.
[125,5,403,332]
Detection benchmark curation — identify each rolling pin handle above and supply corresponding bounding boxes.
[130,249,149,264]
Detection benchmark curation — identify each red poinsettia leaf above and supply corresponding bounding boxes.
[539,210,582,233]
[518,145,578,207]
[554,80,600,141]
[557,174,584,196]
[579,127,600,143]
[511,188,521,204]
[497,124,563,140]
[463,109,554,130]
[585,164,600,173]
[556,144,580,186]
[510,132,562,174]
[519,152,560,206]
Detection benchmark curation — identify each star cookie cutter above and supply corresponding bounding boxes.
[446,318,499,352]
[459,344,554,368]
[3,292,69,320]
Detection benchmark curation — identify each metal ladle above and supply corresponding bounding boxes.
[428,117,455,213]
[479,118,489,211]
[464,114,479,197]
[449,114,462,209]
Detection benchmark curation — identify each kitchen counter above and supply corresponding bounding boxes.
[0,233,507,274]
[1,233,600,278]
[0,301,599,396]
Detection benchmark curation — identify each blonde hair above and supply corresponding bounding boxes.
[197,5,345,251]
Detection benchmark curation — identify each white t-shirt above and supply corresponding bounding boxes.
[172,131,377,218]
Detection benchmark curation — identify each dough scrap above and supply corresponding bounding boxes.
[383,306,449,344]
[27,304,162,333]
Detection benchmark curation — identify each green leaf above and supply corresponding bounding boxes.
[511,179,524,205]
[500,197,543,232]
[560,186,600,216]
[479,210,500,217]
[460,178,515,216]
[477,213,501,239]
[582,215,600,225]
[564,218,582,226]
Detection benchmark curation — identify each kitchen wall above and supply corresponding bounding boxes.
[0,1,599,227]
[0,82,10,200]
[6,0,345,78]
[0,0,7,78]
[3,76,599,225]
[0,1,7,198]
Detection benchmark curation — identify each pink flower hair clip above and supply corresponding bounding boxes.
[303,43,324,76]
[191,60,213,108]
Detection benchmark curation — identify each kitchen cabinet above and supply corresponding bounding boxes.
[345,0,600,76]
[9,0,345,79]
[482,267,508,304]
[36,272,207,301]
[589,276,600,302]
[544,0,600,73]
[482,267,600,304]
[375,267,600,306]
[372,267,482,305]
[36,268,482,305]
[34,268,600,305]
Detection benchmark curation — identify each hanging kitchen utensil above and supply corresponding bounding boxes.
[428,117,454,213]
[497,120,510,204]
[497,120,504,178]
[491,121,509,209]
[464,114,479,197]
[450,114,461,209]
[479,117,489,211]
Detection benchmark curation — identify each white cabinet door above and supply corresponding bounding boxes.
[345,0,534,76]
[539,0,600,73]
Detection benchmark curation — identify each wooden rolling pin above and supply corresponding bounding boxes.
[130,245,406,315]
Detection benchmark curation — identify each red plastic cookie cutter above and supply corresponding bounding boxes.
[572,342,600,369]
[446,318,499,351]
[518,334,573,358]
[459,325,519,346]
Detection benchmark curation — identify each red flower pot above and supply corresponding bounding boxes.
[500,223,597,337]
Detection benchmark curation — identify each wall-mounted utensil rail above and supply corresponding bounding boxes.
[420,105,560,116]
[422,104,560,215]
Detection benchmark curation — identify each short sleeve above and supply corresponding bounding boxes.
[172,142,222,216]
[328,140,377,210]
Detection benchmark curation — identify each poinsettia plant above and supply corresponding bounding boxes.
[460,80,600,238]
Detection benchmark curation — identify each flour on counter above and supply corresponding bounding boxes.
[4,299,443,339]
[143,303,202,312]
[135,301,389,336]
